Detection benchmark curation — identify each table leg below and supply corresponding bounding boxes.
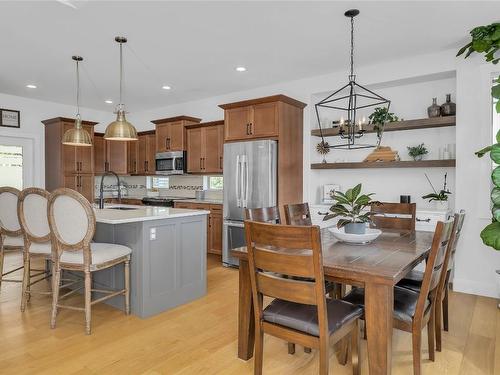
[365,282,393,375]
[238,259,255,360]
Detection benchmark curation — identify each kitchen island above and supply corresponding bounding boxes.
[92,205,209,318]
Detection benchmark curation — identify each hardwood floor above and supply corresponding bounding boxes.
[1,252,499,374]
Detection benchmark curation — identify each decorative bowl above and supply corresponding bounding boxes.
[328,227,382,244]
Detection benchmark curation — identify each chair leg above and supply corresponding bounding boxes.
[428,310,435,361]
[84,271,92,335]
[319,338,329,375]
[351,320,360,375]
[288,343,295,355]
[412,329,422,375]
[254,325,264,375]
[50,269,61,329]
[336,336,349,366]
[124,260,130,315]
[0,244,4,289]
[304,347,312,353]
[20,257,30,312]
[443,285,449,332]
[435,296,443,352]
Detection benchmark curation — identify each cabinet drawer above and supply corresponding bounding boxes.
[415,210,450,232]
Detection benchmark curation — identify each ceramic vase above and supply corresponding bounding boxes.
[427,97,441,118]
[344,222,366,234]
[440,94,456,116]
[434,200,449,210]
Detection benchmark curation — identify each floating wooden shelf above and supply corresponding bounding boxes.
[311,116,455,137]
[311,159,456,170]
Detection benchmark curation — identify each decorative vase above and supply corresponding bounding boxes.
[440,94,456,116]
[427,98,441,118]
[434,200,449,211]
[344,222,366,235]
[413,155,423,161]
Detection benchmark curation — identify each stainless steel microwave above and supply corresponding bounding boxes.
[155,151,186,175]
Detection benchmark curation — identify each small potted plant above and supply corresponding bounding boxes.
[422,173,452,210]
[407,143,429,161]
[323,183,380,234]
[368,107,400,145]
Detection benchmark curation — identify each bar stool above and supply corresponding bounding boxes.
[48,188,132,335]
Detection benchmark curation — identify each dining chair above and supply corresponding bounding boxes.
[0,187,25,288]
[18,188,55,311]
[284,202,312,226]
[343,219,455,375]
[245,220,363,375]
[398,210,466,351]
[47,188,132,335]
[370,202,416,232]
[245,206,281,224]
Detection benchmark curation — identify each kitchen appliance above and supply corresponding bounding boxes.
[155,151,186,175]
[223,140,277,267]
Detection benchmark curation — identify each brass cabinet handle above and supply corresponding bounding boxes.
[199,158,202,170]
[246,123,250,135]
[249,122,253,135]
[219,156,222,170]
[145,160,148,172]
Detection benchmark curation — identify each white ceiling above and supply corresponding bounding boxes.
[0,1,498,112]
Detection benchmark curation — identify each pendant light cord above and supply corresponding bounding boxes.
[76,59,81,118]
[119,40,123,106]
[349,15,355,79]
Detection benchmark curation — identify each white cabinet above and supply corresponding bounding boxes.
[415,209,452,232]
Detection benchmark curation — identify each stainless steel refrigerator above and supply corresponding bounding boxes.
[223,140,277,267]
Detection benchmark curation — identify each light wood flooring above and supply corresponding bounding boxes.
[1,252,500,374]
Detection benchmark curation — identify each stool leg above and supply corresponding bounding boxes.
[84,271,92,335]
[124,260,130,315]
[21,256,30,312]
[288,343,295,355]
[0,243,4,289]
[50,268,61,329]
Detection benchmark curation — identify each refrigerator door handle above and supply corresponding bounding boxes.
[243,155,249,207]
[235,154,241,207]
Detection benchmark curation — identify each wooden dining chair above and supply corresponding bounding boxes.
[0,187,25,288]
[343,219,454,375]
[18,188,56,311]
[398,210,466,351]
[48,188,132,335]
[370,202,416,232]
[245,206,281,224]
[245,220,363,375]
[284,202,312,226]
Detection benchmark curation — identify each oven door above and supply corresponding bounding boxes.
[222,220,245,268]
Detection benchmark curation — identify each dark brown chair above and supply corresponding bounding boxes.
[284,203,312,226]
[245,220,363,375]
[245,206,281,224]
[398,210,465,351]
[343,219,455,375]
[370,202,417,232]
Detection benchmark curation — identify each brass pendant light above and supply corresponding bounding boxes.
[104,36,138,141]
[62,56,92,147]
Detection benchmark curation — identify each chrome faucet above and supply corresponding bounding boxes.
[98,171,121,209]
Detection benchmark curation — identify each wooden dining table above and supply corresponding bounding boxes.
[231,227,435,375]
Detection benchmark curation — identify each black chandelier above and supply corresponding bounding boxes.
[314,9,391,150]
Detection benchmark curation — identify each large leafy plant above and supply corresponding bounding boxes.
[368,107,400,138]
[323,184,380,229]
[457,22,500,250]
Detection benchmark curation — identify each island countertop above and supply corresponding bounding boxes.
[94,205,210,224]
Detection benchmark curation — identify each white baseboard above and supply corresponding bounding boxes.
[452,278,499,299]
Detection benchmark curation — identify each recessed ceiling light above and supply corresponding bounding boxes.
[162,85,171,90]
[235,66,247,72]
[105,100,113,104]
[26,84,37,89]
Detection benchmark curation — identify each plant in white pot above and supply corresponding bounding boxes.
[422,173,452,210]
[323,184,380,234]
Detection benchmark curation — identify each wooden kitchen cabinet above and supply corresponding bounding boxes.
[42,117,97,202]
[173,202,222,255]
[94,133,130,175]
[186,120,224,174]
[152,115,201,152]
[94,134,107,174]
[135,132,156,175]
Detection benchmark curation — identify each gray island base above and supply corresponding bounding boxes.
[90,206,209,318]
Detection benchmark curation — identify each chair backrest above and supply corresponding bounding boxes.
[18,188,51,246]
[414,219,454,321]
[370,202,416,232]
[47,188,95,265]
[244,221,328,337]
[447,209,466,271]
[245,206,281,224]
[284,203,312,226]
[0,187,22,238]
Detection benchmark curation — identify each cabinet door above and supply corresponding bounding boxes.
[127,141,138,174]
[250,102,278,138]
[62,123,78,174]
[94,135,106,174]
[63,175,78,191]
[217,125,224,172]
[146,135,156,174]
[209,205,222,255]
[224,107,251,141]
[174,202,191,209]
[156,124,170,153]
[137,135,147,174]
[168,121,185,151]
[187,127,202,173]
[203,126,221,173]
[79,175,94,202]
[76,125,94,173]
[106,140,128,175]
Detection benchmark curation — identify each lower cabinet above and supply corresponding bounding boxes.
[174,202,222,255]
[64,174,94,202]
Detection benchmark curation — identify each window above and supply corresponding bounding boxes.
[0,145,23,189]
[147,176,169,189]
[204,176,223,190]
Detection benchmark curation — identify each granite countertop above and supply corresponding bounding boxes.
[174,198,223,205]
[94,204,210,224]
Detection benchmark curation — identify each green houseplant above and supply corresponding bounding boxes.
[323,184,380,234]
[457,21,500,250]
[422,173,451,210]
[368,107,400,139]
[407,143,429,161]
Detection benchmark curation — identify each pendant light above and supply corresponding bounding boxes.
[62,56,92,146]
[104,36,138,141]
[314,9,391,150]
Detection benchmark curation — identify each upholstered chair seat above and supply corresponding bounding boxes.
[3,235,24,247]
[60,243,131,271]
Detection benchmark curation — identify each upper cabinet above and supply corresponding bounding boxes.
[134,131,156,175]
[152,115,202,152]
[219,95,305,142]
[94,133,131,175]
[186,120,224,174]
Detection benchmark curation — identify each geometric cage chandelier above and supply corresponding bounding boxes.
[314,9,391,150]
